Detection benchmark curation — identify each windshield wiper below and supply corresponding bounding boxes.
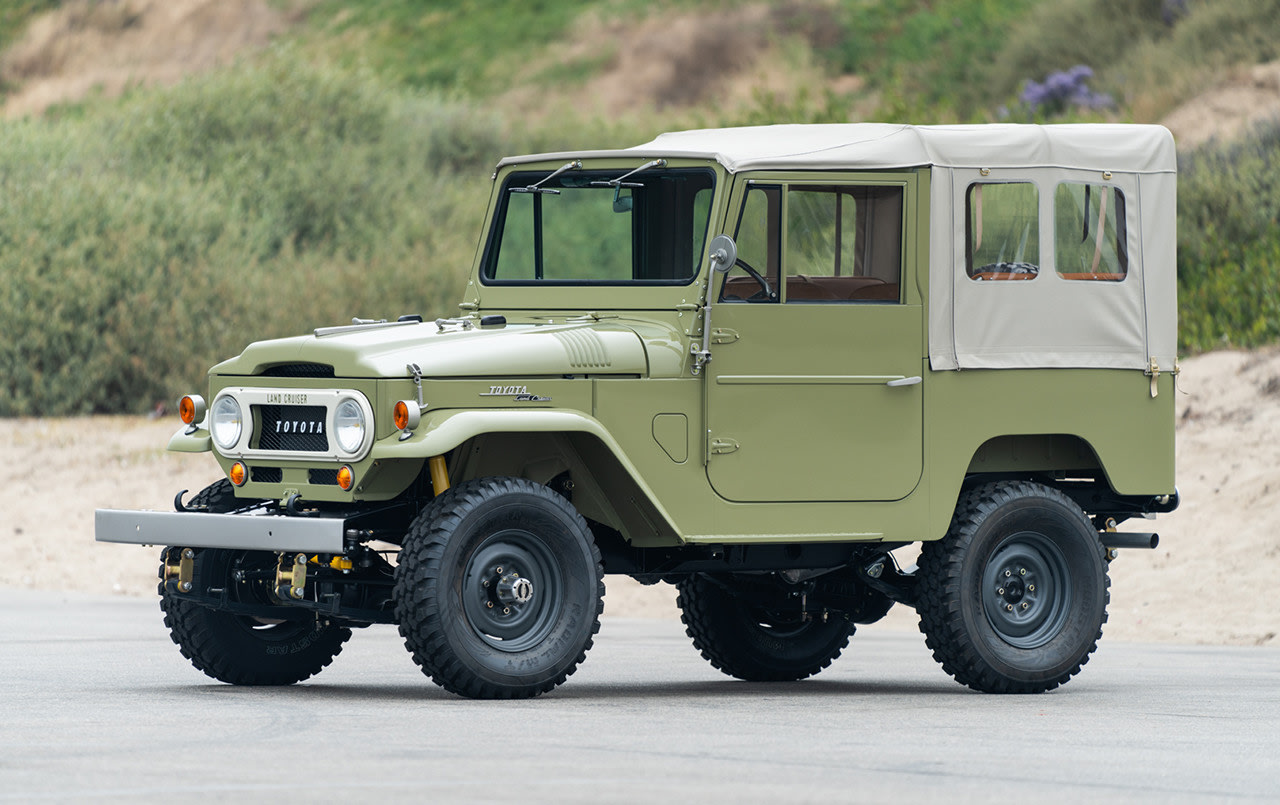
[511,160,582,195]
[588,158,667,190]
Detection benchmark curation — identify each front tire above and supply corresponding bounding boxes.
[160,548,351,685]
[916,480,1109,693]
[394,477,604,699]
[677,574,854,682]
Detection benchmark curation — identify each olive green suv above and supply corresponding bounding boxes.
[97,123,1179,698]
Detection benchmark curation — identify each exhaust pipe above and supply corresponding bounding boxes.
[1099,531,1159,550]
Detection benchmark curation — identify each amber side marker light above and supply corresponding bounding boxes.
[229,462,247,487]
[394,400,420,432]
[337,465,355,491]
[179,394,206,427]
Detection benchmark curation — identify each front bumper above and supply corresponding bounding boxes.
[95,509,345,553]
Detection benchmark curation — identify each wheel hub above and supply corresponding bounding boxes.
[981,532,1071,649]
[460,532,564,652]
[496,572,534,605]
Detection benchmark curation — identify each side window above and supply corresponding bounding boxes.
[785,185,902,303]
[723,183,904,303]
[966,182,1040,281]
[723,186,780,302]
[1054,183,1127,281]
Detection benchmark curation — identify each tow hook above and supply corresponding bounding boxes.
[161,547,196,594]
[275,553,308,600]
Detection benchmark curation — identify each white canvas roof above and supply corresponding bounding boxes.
[499,124,1178,374]
[500,123,1177,175]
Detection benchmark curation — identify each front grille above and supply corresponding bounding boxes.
[254,405,329,452]
[259,363,335,378]
[251,466,282,483]
[309,468,340,486]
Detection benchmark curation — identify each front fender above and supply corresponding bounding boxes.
[371,408,682,541]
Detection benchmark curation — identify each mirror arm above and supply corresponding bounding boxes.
[692,236,737,375]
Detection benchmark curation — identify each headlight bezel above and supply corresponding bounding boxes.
[209,394,243,450]
[333,396,368,456]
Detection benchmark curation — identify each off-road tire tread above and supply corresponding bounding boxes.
[159,551,351,686]
[677,575,854,682]
[916,480,1110,693]
[394,477,604,699]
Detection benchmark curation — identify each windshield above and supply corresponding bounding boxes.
[481,167,715,285]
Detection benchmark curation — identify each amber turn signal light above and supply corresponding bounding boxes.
[393,400,420,432]
[229,462,247,486]
[178,394,206,426]
[337,465,355,491]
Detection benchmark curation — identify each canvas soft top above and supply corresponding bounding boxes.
[498,124,1177,374]
[496,123,1177,175]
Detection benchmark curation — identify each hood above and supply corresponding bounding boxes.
[212,320,650,379]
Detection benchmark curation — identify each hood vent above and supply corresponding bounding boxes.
[259,363,335,378]
[554,329,611,369]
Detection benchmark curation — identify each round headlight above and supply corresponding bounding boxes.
[334,398,366,454]
[210,396,242,450]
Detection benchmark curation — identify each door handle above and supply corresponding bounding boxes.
[886,376,922,387]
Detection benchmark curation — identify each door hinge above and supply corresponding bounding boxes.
[710,437,740,455]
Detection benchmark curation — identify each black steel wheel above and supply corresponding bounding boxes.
[160,548,351,685]
[677,574,854,682]
[394,477,604,699]
[916,480,1109,693]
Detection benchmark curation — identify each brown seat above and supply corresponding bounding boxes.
[850,282,899,301]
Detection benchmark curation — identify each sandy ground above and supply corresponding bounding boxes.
[4,349,1278,646]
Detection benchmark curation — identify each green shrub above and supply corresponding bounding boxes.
[1177,120,1280,351]
[0,51,493,415]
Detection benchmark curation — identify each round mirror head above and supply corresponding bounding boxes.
[707,234,737,273]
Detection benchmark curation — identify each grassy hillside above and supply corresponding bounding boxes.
[1,0,1278,414]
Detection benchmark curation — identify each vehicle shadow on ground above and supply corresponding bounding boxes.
[151,676,974,703]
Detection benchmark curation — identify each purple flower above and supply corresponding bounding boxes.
[1019,65,1113,116]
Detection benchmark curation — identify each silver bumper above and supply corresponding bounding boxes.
[95,508,346,553]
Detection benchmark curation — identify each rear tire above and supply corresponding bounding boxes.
[916,480,1109,693]
[160,548,351,685]
[677,574,854,682]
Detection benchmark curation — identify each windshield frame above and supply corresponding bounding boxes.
[478,164,718,288]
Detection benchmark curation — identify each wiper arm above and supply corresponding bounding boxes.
[511,160,582,195]
[588,158,667,189]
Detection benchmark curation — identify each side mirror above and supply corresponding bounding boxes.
[707,234,737,273]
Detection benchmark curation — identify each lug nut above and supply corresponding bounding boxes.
[1019,568,1027,576]
[1028,584,1036,592]
[1006,604,1014,611]
[502,607,510,615]
[495,566,503,574]
[1021,602,1029,610]
[486,601,493,608]
[1004,570,1012,578]
[998,587,1006,595]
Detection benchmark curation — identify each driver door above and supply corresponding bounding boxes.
[705,174,924,503]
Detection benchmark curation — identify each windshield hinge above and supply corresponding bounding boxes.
[407,363,424,406]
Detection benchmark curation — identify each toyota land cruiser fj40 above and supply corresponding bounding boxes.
[97,123,1179,698]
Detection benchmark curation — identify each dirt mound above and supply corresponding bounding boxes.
[1,0,302,119]
[504,3,866,120]
[1161,61,1280,148]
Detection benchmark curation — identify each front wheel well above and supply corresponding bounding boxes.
[443,431,679,547]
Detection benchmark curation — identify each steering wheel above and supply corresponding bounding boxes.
[734,258,775,301]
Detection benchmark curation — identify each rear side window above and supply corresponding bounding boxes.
[966,182,1040,281]
[1054,183,1128,281]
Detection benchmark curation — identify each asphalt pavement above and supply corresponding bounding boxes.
[2,588,1277,803]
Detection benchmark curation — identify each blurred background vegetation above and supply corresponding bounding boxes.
[2,0,1279,414]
